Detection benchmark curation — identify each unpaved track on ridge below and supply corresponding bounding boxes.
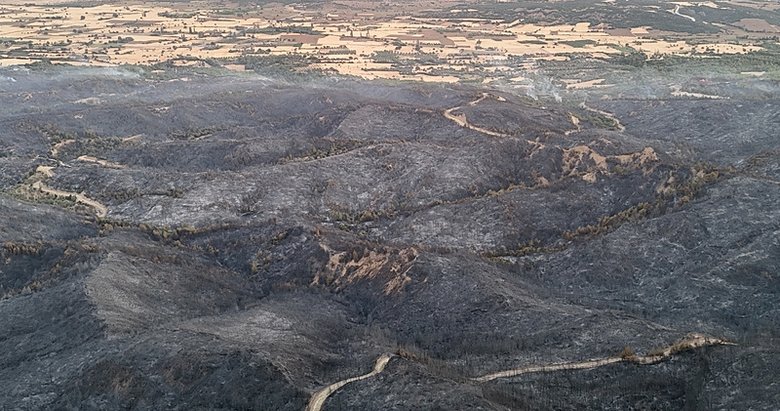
[25,151,114,218]
[670,4,697,22]
[446,95,627,136]
[474,357,623,382]
[307,354,393,411]
[308,335,735,410]
[77,155,127,169]
[580,102,626,132]
[443,93,512,138]
[474,334,735,382]
[31,180,108,218]
[50,139,75,158]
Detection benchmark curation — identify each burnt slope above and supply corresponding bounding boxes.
[0,68,778,410]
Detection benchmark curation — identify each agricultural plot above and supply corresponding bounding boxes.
[0,0,776,84]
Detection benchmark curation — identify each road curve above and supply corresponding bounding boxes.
[580,102,626,132]
[307,353,393,411]
[32,181,108,218]
[473,333,734,383]
[305,335,731,407]
[443,93,511,138]
[27,147,112,218]
[670,5,696,22]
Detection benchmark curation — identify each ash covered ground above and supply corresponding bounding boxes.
[0,66,778,410]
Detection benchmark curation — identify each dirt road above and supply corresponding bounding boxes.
[443,94,511,138]
[580,102,626,132]
[77,155,126,169]
[50,139,74,158]
[31,180,108,218]
[474,333,734,383]
[306,354,393,411]
[28,163,109,217]
[474,357,623,383]
[670,5,696,22]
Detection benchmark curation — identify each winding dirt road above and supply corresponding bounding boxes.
[580,102,626,132]
[77,155,127,169]
[50,139,75,158]
[307,334,733,410]
[443,93,511,138]
[31,180,108,218]
[670,5,696,22]
[27,160,110,218]
[474,333,734,383]
[307,354,393,411]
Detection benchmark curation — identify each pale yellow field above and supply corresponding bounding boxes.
[0,2,767,83]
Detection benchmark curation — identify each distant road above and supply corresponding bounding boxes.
[580,102,626,132]
[670,5,697,22]
[443,93,511,138]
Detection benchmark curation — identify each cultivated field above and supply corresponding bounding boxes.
[0,0,776,83]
